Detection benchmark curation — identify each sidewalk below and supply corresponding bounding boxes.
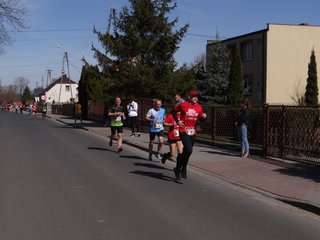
[47,113,320,215]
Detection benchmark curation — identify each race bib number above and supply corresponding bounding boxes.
[154,122,163,129]
[115,116,122,121]
[186,127,195,136]
[173,129,180,137]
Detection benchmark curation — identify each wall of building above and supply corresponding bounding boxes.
[266,24,320,104]
[45,83,78,103]
[219,31,266,104]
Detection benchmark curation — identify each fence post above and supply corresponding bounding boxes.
[212,106,216,142]
[280,105,286,158]
[139,99,144,132]
[262,103,269,157]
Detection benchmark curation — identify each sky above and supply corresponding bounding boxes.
[1,0,320,89]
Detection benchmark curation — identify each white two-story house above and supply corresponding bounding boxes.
[43,74,78,103]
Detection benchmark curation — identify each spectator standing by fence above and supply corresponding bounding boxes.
[127,98,140,137]
[236,99,251,158]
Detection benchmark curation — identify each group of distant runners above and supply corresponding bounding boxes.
[106,91,207,181]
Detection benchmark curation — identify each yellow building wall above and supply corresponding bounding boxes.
[266,24,320,104]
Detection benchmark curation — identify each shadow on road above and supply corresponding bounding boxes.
[120,155,146,160]
[279,199,320,216]
[87,147,114,152]
[133,162,168,170]
[130,170,178,182]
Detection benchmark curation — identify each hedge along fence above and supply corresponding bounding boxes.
[52,101,320,165]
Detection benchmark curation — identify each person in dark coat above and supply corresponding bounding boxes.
[236,99,251,158]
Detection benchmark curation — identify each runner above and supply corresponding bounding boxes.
[161,111,183,164]
[174,93,185,105]
[145,99,166,161]
[108,96,126,153]
[172,90,207,180]
[74,101,83,126]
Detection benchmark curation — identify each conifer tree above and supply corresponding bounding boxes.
[228,46,244,105]
[201,33,231,104]
[305,49,319,106]
[21,86,32,105]
[92,0,189,100]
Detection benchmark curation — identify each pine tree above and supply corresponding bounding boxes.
[305,49,319,106]
[228,46,244,105]
[21,86,32,105]
[203,33,231,104]
[91,0,189,100]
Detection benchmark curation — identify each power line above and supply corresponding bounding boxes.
[11,28,93,33]
[11,28,216,38]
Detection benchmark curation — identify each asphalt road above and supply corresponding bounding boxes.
[0,111,319,240]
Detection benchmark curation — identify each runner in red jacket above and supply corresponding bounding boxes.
[172,90,207,180]
[161,112,183,164]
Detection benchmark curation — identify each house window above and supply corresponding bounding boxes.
[240,41,253,61]
[243,75,253,95]
[65,85,70,92]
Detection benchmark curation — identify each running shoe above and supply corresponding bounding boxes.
[155,153,162,161]
[181,167,187,179]
[161,152,170,164]
[173,168,181,181]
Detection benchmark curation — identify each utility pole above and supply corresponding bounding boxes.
[46,69,52,87]
[58,51,73,102]
[107,8,116,34]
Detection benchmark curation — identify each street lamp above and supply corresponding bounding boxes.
[56,45,73,102]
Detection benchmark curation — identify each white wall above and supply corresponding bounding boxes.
[45,83,78,103]
[266,24,320,104]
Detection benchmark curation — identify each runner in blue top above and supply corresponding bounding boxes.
[145,99,166,161]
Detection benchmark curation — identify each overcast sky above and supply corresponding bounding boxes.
[0,0,319,89]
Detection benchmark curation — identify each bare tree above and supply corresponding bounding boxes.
[0,84,20,102]
[0,0,28,52]
[191,53,206,68]
[14,76,29,95]
[290,78,305,105]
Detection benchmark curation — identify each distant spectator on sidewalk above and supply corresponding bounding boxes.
[127,98,140,137]
[236,99,251,158]
[74,101,83,126]
[108,96,126,153]
[145,99,166,161]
